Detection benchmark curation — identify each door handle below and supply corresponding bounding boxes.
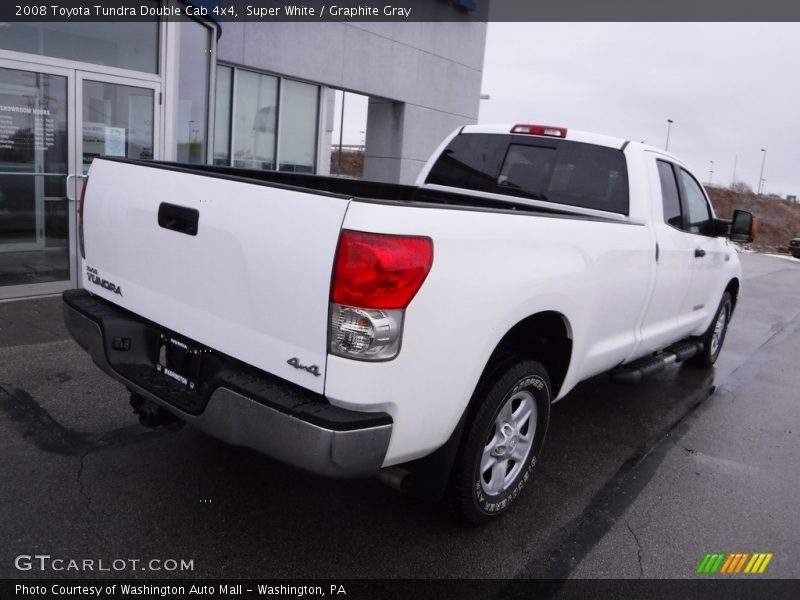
[65,174,88,202]
[158,203,199,236]
[694,248,706,258]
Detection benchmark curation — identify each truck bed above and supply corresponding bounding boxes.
[107,158,628,221]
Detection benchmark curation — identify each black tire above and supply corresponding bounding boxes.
[687,292,732,368]
[448,359,551,524]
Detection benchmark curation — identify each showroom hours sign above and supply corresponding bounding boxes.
[0,104,56,157]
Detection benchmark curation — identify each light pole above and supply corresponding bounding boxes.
[757,149,767,195]
[708,160,714,185]
[665,119,673,151]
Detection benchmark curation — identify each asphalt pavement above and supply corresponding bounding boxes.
[0,252,798,581]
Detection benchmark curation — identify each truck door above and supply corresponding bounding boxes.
[638,158,700,351]
[673,166,730,331]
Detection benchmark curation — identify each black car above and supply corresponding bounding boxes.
[790,237,800,259]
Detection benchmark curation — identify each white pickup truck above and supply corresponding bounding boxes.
[63,124,755,522]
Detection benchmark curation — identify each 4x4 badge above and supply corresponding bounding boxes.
[287,357,321,377]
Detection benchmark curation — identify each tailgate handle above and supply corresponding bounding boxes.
[158,203,199,236]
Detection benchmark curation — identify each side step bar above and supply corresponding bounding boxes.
[610,339,704,384]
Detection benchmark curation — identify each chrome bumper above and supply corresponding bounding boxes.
[63,290,392,478]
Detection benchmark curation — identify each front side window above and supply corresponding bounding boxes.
[679,169,713,235]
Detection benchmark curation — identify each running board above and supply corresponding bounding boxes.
[610,340,704,384]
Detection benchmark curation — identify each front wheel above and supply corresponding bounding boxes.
[687,292,732,368]
[448,359,551,524]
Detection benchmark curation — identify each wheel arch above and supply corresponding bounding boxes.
[403,311,573,503]
[725,277,740,315]
[475,311,573,402]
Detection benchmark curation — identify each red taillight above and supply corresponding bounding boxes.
[511,124,567,138]
[332,230,433,310]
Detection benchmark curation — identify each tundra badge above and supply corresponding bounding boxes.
[86,266,123,296]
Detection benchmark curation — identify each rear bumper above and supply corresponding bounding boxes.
[62,289,392,478]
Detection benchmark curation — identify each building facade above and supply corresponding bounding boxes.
[0,2,486,301]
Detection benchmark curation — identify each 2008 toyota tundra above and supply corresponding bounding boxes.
[63,124,755,522]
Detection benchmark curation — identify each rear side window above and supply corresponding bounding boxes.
[657,160,683,228]
[426,133,629,214]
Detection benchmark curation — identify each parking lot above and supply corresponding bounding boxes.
[1,252,799,580]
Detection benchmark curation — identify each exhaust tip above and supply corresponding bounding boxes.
[375,466,412,493]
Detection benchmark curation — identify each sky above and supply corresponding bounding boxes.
[479,23,800,197]
[333,23,799,197]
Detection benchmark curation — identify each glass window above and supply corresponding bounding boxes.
[213,66,232,166]
[426,133,510,192]
[679,169,713,235]
[278,80,319,173]
[497,144,555,198]
[542,141,628,214]
[214,68,321,173]
[0,67,70,287]
[428,134,629,214]
[233,70,278,170]
[0,22,159,74]
[82,81,155,165]
[657,160,682,228]
[176,21,211,163]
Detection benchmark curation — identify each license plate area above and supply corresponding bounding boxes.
[156,333,202,391]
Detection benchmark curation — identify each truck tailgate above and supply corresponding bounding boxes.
[82,159,349,393]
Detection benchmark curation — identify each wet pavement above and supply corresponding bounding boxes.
[1,253,798,580]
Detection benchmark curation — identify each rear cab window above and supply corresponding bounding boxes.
[426,133,629,215]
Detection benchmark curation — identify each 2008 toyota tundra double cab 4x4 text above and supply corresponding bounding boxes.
[63,123,756,523]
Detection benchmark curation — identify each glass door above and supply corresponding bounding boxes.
[0,60,74,297]
[76,71,160,187]
[74,71,160,276]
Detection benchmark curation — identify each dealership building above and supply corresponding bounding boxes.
[0,1,486,300]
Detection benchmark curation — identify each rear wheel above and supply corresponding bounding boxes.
[687,292,732,368]
[448,359,551,524]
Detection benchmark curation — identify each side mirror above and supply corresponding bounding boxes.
[730,209,756,243]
